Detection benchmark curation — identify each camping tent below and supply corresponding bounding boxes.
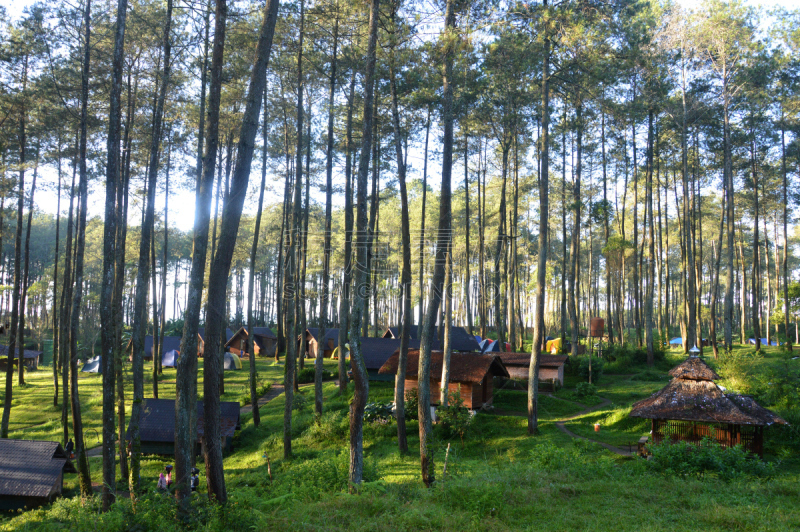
[162,349,180,368]
[748,338,779,346]
[545,338,562,354]
[482,340,502,353]
[478,339,492,352]
[223,352,242,370]
[669,337,683,346]
[81,356,101,373]
[474,335,482,343]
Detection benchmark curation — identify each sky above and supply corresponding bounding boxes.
[1,0,798,235]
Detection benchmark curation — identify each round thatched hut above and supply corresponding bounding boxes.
[629,356,787,457]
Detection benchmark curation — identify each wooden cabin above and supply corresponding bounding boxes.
[319,328,340,358]
[382,325,481,352]
[0,439,76,511]
[379,350,509,410]
[496,352,568,386]
[629,356,787,458]
[225,327,277,358]
[125,398,241,456]
[0,346,43,370]
[298,328,320,359]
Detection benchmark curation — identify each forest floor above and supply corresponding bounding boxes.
[2,344,800,531]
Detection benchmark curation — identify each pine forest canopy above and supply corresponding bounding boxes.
[0,0,797,513]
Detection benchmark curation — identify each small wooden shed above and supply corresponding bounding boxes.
[379,350,509,410]
[225,327,277,358]
[496,352,568,385]
[298,328,319,359]
[629,356,787,457]
[318,328,340,358]
[126,398,241,456]
[0,439,76,511]
[0,346,43,370]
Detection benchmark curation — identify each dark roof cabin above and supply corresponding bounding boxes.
[360,337,417,380]
[0,345,43,370]
[298,328,320,359]
[379,350,509,410]
[319,328,341,358]
[496,352,568,385]
[225,327,277,358]
[382,326,480,352]
[0,439,76,511]
[629,356,787,457]
[125,398,241,456]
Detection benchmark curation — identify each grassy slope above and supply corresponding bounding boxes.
[2,346,800,531]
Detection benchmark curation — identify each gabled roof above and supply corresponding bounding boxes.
[359,337,416,370]
[0,345,43,360]
[320,328,341,349]
[305,328,320,340]
[225,327,277,349]
[198,327,235,343]
[144,336,182,358]
[379,350,509,384]
[126,399,241,443]
[0,439,76,498]
[496,352,568,368]
[383,326,480,352]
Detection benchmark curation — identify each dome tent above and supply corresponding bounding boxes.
[223,352,242,370]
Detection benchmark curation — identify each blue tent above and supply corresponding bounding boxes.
[81,356,102,373]
[669,337,683,346]
[474,335,482,343]
[748,338,779,346]
[162,349,180,368]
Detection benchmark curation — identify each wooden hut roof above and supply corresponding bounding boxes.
[305,328,320,340]
[0,345,43,360]
[727,394,787,426]
[320,328,341,349]
[496,352,568,368]
[379,350,509,384]
[144,336,182,358]
[668,356,720,381]
[126,399,240,443]
[225,327,277,349]
[0,439,76,498]
[198,327,235,343]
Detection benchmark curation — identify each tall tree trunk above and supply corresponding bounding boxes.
[419,0,456,487]
[99,0,129,508]
[175,0,231,511]
[781,113,791,351]
[418,108,431,327]
[129,0,171,494]
[751,135,761,351]
[389,37,409,451]
[317,8,338,416]
[645,109,655,363]
[440,251,452,405]
[202,0,279,502]
[528,0,550,435]
[723,77,734,351]
[59,149,77,447]
[348,0,380,487]
[338,72,356,393]
[568,102,582,358]
[19,154,38,387]
[464,137,473,337]
[247,85,270,429]
[52,143,62,408]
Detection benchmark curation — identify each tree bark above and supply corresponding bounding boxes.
[338,72,356,392]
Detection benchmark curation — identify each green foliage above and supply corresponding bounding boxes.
[364,402,394,424]
[603,343,666,371]
[297,367,333,384]
[240,382,271,406]
[574,382,597,398]
[404,387,419,420]
[292,392,309,413]
[578,356,604,383]
[647,438,778,482]
[437,391,472,442]
[304,410,349,443]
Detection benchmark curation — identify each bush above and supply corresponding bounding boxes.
[404,387,419,420]
[305,410,349,442]
[297,367,333,384]
[240,382,272,406]
[437,391,472,443]
[578,357,604,383]
[364,402,393,424]
[647,437,778,481]
[603,343,666,372]
[574,382,597,398]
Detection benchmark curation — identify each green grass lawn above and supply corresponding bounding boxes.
[2,345,800,531]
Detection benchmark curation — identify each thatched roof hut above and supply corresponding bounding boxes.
[629,356,786,457]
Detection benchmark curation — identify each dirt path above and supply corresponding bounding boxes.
[553,397,635,457]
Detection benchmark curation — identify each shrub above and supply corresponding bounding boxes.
[297,367,333,384]
[364,402,393,424]
[578,357,604,383]
[574,382,597,398]
[647,437,778,481]
[241,382,271,406]
[603,343,666,372]
[292,392,309,413]
[437,391,472,443]
[404,387,419,420]
[305,410,348,442]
